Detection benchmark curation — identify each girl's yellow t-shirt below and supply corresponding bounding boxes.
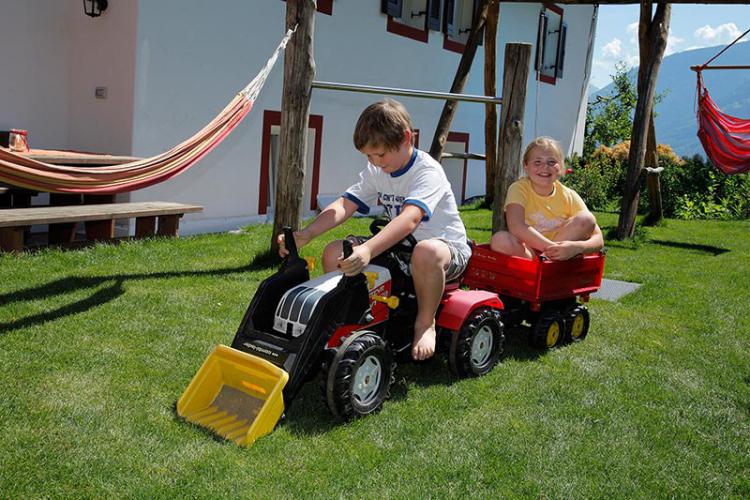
[504,177,587,239]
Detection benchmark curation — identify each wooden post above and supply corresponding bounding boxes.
[493,43,531,233]
[429,0,491,162]
[644,113,663,225]
[616,2,670,239]
[484,0,499,207]
[271,0,315,252]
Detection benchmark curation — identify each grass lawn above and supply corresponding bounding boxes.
[1,209,749,498]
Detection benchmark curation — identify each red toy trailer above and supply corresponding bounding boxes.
[462,244,605,349]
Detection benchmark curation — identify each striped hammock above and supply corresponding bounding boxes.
[0,28,294,194]
[696,74,750,176]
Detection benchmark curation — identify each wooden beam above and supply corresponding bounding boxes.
[272,0,316,252]
[616,2,671,239]
[493,43,532,233]
[429,0,492,162]
[484,0,500,206]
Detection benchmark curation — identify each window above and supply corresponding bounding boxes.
[535,4,567,84]
[259,111,323,215]
[382,0,430,43]
[381,0,481,52]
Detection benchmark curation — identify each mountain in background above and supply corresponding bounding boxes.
[592,41,750,158]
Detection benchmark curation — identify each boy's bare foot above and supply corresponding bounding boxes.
[412,322,436,361]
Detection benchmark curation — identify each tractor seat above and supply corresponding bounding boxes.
[445,279,461,291]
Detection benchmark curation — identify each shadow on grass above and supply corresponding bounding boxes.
[0,251,283,334]
[649,239,729,256]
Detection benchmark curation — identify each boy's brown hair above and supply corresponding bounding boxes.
[353,99,414,151]
[522,136,564,166]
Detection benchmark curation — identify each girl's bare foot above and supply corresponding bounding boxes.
[412,322,437,360]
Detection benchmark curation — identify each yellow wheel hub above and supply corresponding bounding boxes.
[546,322,560,347]
[571,314,585,339]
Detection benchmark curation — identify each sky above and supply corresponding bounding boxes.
[591,4,750,89]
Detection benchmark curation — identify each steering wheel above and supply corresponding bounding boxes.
[369,218,418,253]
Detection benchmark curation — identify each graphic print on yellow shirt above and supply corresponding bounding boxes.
[504,177,587,239]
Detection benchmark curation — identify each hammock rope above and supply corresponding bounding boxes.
[0,27,296,194]
[694,27,750,175]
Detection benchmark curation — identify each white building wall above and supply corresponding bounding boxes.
[2,1,595,235]
[0,0,71,149]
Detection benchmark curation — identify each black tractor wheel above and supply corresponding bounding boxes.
[530,310,564,349]
[564,304,590,343]
[449,307,504,377]
[324,332,395,421]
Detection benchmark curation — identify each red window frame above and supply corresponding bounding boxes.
[259,110,323,215]
[280,0,332,16]
[387,14,429,43]
[538,3,563,85]
[446,131,469,203]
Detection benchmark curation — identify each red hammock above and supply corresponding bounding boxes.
[0,28,294,194]
[697,72,750,175]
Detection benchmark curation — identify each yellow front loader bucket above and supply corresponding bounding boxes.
[177,344,289,446]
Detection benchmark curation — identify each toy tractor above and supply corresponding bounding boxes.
[462,244,605,349]
[177,224,505,446]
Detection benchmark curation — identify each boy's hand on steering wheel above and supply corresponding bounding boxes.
[338,244,371,276]
[278,230,311,258]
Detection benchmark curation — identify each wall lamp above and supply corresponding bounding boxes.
[83,0,108,18]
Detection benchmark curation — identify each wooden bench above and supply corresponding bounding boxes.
[0,201,203,252]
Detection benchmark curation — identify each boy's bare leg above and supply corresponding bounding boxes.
[553,211,597,242]
[322,240,344,272]
[490,231,534,259]
[410,240,452,360]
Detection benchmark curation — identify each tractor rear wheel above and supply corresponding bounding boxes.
[324,332,395,421]
[564,305,590,343]
[531,311,564,349]
[449,307,504,377]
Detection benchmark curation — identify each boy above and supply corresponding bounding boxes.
[279,99,471,361]
[490,136,603,260]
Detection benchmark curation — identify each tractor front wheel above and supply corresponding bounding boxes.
[325,332,395,421]
[449,307,504,377]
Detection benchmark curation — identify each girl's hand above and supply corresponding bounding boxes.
[338,244,372,276]
[542,241,580,261]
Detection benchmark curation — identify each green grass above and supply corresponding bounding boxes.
[1,211,749,498]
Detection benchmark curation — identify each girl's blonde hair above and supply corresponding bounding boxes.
[522,136,564,165]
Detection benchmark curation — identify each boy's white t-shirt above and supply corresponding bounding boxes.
[343,149,468,246]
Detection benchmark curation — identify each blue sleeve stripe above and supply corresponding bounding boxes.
[343,192,370,214]
[404,199,431,221]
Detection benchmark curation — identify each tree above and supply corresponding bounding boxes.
[584,62,638,157]
[616,2,671,240]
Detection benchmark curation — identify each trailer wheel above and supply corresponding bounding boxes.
[450,307,504,377]
[325,332,395,421]
[565,305,590,343]
[531,311,564,349]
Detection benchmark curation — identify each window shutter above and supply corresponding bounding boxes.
[535,11,548,71]
[428,0,442,31]
[555,22,567,79]
[444,0,456,36]
[381,0,403,18]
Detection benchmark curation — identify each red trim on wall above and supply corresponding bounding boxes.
[387,15,429,43]
[280,0,332,16]
[316,0,333,15]
[259,110,324,215]
[308,114,323,210]
[447,131,469,203]
[443,34,466,54]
